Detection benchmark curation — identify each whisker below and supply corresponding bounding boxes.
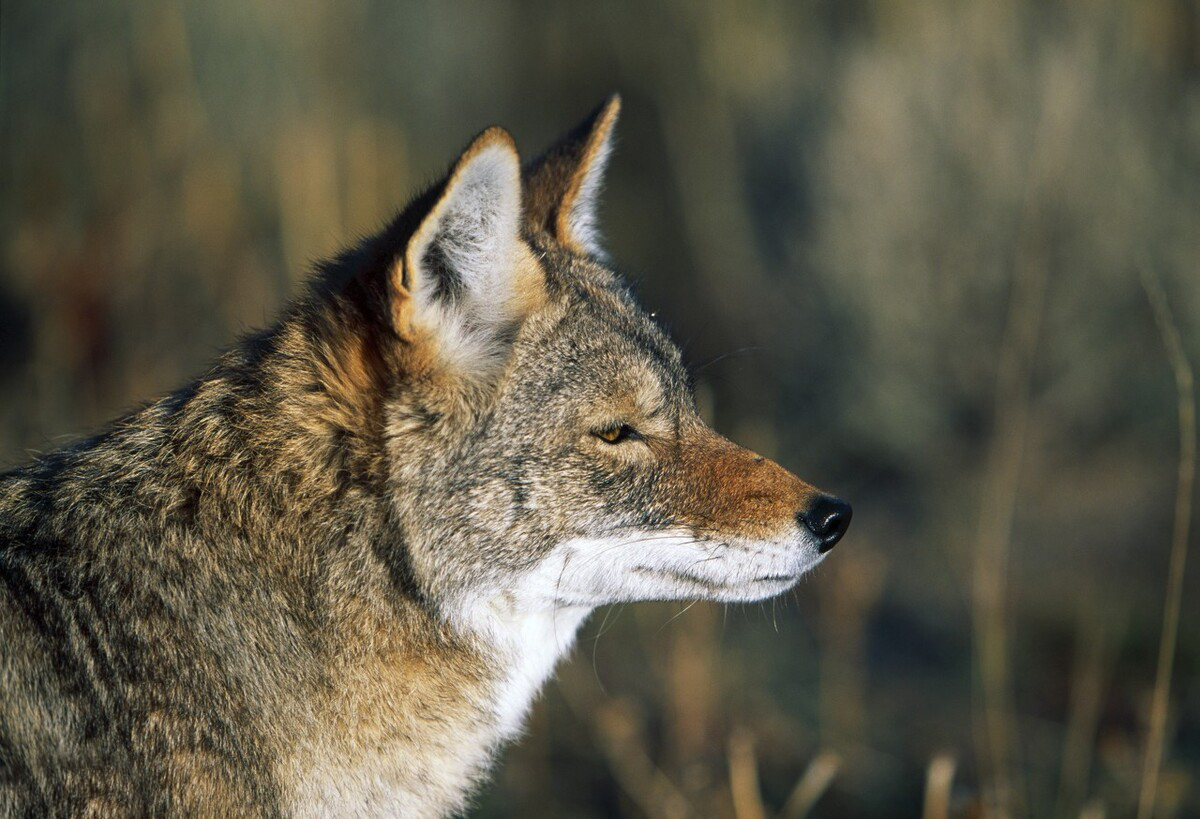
[692,345,760,373]
[655,600,699,635]
[590,604,626,693]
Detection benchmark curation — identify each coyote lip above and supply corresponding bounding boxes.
[632,566,799,595]
[753,573,798,583]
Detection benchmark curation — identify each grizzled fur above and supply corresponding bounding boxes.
[0,97,849,816]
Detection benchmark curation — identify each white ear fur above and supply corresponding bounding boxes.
[556,97,620,258]
[561,131,613,257]
[403,129,525,373]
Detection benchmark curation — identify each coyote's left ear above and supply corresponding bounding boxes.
[524,94,621,258]
[391,127,539,375]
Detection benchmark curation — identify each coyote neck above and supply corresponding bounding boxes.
[460,595,593,739]
[285,566,592,816]
[167,320,593,812]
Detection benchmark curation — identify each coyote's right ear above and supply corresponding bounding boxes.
[524,94,621,258]
[390,128,540,375]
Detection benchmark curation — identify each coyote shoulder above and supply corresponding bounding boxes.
[0,97,850,816]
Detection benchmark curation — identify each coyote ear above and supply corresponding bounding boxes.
[392,128,535,372]
[524,94,620,258]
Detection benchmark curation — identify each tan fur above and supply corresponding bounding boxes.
[555,96,621,253]
[1,99,849,816]
[525,95,620,254]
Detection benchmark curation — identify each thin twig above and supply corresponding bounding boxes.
[923,753,957,819]
[970,50,1084,814]
[778,751,840,819]
[728,727,767,819]
[1136,266,1196,819]
[1055,598,1116,818]
[557,667,696,819]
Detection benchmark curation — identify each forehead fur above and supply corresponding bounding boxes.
[513,234,689,397]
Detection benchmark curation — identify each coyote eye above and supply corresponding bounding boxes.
[594,423,640,444]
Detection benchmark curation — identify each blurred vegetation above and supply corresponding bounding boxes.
[2,1,1198,816]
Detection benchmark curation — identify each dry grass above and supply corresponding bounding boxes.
[2,1,1197,816]
[923,753,957,819]
[1136,267,1196,819]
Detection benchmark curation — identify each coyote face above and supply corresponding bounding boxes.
[379,98,850,630]
[0,95,849,815]
[407,247,848,610]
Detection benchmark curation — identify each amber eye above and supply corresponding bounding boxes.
[594,423,640,444]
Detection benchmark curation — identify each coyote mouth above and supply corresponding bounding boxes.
[753,573,799,583]
[628,563,806,602]
[632,565,726,592]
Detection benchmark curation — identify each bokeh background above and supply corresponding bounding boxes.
[2,1,1198,816]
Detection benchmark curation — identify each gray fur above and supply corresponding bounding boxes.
[1,102,844,816]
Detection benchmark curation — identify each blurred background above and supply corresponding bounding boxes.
[2,1,1198,816]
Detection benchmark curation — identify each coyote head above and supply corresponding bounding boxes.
[323,97,849,628]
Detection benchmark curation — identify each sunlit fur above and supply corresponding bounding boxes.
[0,97,841,816]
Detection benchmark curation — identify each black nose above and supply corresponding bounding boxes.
[798,496,852,553]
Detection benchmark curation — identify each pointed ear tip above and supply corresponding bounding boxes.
[462,126,521,167]
[597,94,621,127]
[477,125,517,149]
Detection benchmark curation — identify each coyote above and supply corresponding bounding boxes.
[0,97,850,816]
